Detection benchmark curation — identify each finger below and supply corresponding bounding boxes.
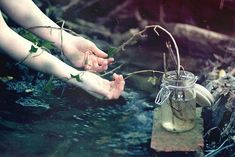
[101,64,108,71]
[97,58,108,66]
[107,58,114,64]
[90,57,100,72]
[114,74,122,82]
[113,73,119,80]
[113,82,124,99]
[95,63,108,73]
[115,75,125,91]
[91,46,108,58]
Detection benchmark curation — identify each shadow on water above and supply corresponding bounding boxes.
[0,77,156,157]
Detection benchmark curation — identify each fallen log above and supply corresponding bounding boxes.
[166,23,235,58]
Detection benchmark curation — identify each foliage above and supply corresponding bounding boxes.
[107,46,118,57]
[29,45,38,53]
[15,28,55,52]
[43,75,55,94]
[70,74,82,82]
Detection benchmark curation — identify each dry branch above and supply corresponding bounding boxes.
[62,0,80,12]
[98,0,133,24]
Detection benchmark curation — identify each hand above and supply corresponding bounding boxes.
[62,35,114,72]
[79,72,125,100]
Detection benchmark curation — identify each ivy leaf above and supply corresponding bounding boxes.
[18,29,39,44]
[107,47,118,57]
[70,74,82,82]
[40,40,55,50]
[29,45,38,53]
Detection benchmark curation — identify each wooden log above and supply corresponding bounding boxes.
[166,23,235,58]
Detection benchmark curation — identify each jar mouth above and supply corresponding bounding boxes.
[162,70,197,87]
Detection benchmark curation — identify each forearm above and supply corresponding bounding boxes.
[0,16,81,87]
[0,0,70,48]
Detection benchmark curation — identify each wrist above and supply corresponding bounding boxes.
[53,30,73,49]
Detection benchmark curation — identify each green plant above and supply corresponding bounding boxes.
[43,75,55,94]
[70,74,82,82]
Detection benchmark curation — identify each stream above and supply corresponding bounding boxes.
[0,78,155,157]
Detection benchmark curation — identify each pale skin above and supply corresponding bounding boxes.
[0,0,125,100]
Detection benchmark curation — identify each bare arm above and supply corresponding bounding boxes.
[0,0,114,72]
[0,0,66,47]
[0,11,124,100]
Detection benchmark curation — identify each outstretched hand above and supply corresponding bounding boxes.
[79,72,125,100]
[62,35,114,72]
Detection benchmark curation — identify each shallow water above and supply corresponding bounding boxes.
[0,80,155,157]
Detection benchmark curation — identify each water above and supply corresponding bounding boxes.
[0,80,155,157]
[161,98,196,132]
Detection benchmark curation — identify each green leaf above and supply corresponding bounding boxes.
[40,40,55,50]
[18,29,39,44]
[29,45,38,53]
[70,74,82,82]
[107,47,118,57]
[44,76,55,94]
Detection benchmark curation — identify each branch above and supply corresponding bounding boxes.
[124,70,164,80]
[116,25,181,76]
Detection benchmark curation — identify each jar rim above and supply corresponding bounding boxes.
[162,70,197,87]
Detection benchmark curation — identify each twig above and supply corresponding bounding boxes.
[221,111,235,137]
[101,63,125,77]
[163,52,167,73]
[15,48,45,66]
[166,42,178,67]
[62,0,80,11]
[108,0,132,17]
[60,21,65,56]
[15,53,32,66]
[27,25,81,37]
[80,0,100,10]
[117,25,181,76]
[205,138,233,157]
[203,126,222,138]
[124,70,164,80]
[155,25,180,77]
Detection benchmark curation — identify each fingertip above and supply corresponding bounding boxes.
[108,58,114,64]
[119,74,124,79]
[113,73,118,78]
[106,94,113,100]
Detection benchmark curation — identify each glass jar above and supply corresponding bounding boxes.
[155,70,197,132]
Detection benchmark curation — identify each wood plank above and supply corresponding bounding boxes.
[151,108,204,157]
